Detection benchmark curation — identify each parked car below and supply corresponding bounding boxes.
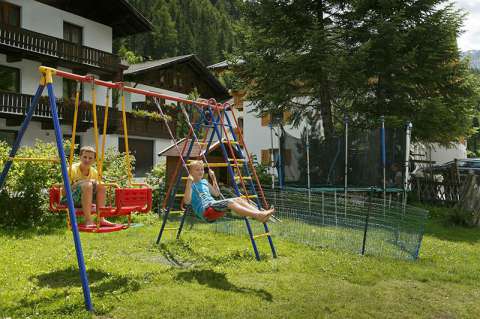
[414,158,480,180]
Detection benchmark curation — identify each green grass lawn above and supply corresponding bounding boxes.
[0,213,479,319]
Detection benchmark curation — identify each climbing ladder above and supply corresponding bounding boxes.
[155,99,276,261]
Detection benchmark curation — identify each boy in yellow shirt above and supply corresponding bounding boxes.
[66,146,113,227]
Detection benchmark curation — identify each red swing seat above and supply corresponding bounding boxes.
[202,206,226,222]
[49,186,152,233]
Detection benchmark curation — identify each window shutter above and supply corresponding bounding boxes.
[261,149,270,165]
[261,114,271,126]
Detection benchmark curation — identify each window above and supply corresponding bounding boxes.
[0,130,16,146]
[261,148,279,165]
[261,114,271,127]
[0,2,20,27]
[0,65,20,93]
[63,22,83,45]
[238,117,243,130]
[63,78,83,100]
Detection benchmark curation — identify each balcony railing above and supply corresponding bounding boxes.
[0,92,173,139]
[0,24,121,72]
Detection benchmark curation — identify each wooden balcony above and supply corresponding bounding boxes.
[0,24,122,74]
[0,92,173,138]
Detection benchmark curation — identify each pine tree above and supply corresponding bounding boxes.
[118,0,239,65]
[235,0,480,142]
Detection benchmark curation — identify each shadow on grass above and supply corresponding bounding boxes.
[157,239,269,266]
[3,267,140,317]
[423,219,480,244]
[175,269,273,302]
[32,267,141,297]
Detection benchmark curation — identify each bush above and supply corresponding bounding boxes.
[101,147,136,187]
[0,140,62,227]
[145,162,166,212]
[252,161,272,187]
[0,141,136,227]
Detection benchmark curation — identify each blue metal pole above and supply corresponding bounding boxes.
[381,116,386,188]
[46,81,93,312]
[0,84,45,189]
[381,116,386,217]
[210,106,261,261]
[223,110,277,258]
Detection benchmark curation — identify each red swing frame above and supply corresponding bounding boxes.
[49,184,152,233]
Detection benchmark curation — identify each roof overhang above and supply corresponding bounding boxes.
[35,0,152,38]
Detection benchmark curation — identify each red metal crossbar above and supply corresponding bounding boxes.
[41,67,223,109]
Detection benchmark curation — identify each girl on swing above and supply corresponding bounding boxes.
[183,160,274,223]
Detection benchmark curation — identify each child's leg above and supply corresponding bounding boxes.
[80,182,94,225]
[227,198,274,222]
[96,183,105,208]
[95,183,115,225]
[233,197,264,211]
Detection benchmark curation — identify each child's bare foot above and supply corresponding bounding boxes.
[255,207,274,223]
[100,219,116,227]
[84,221,96,228]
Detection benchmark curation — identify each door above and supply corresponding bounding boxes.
[119,138,154,177]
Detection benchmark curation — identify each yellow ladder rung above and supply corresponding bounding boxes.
[6,157,59,162]
[235,176,252,180]
[175,194,184,197]
[169,210,184,215]
[201,163,241,168]
[253,232,271,239]
[241,195,258,199]
[163,227,179,231]
[228,158,245,162]
[229,141,240,145]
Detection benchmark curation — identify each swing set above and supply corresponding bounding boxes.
[152,97,277,263]
[0,66,277,312]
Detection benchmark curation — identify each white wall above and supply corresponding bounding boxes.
[242,100,305,163]
[7,0,112,52]
[412,142,467,166]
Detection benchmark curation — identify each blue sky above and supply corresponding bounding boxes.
[454,0,480,51]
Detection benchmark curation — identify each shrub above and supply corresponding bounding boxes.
[101,147,136,187]
[145,162,166,212]
[252,160,272,187]
[0,140,62,227]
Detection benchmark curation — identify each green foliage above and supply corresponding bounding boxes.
[217,69,242,91]
[131,109,172,122]
[0,141,62,227]
[145,162,167,211]
[117,45,144,64]
[236,0,480,143]
[1,214,480,318]
[116,0,240,65]
[101,147,136,187]
[251,157,271,187]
